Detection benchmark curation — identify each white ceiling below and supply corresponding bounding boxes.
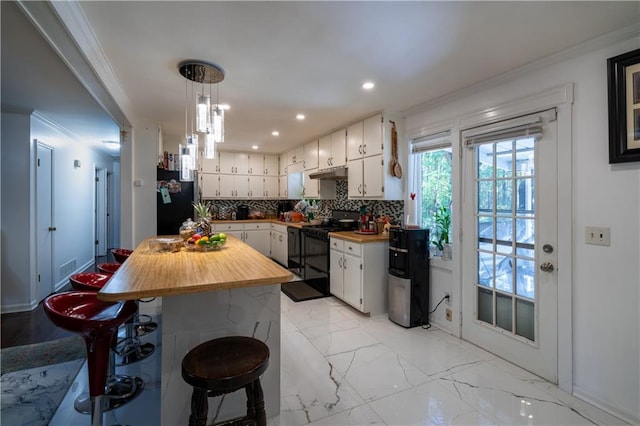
[3,1,639,156]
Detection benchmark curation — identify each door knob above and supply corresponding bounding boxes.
[48,226,57,231]
[540,262,555,273]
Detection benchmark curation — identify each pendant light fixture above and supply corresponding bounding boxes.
[179,61,225,164]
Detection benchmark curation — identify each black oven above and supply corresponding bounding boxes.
[302,228,331,295]
[287,226,303,276]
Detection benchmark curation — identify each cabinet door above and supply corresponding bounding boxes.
[279,154,288,175]
[343,251,362,309]
[318,135,332,169]
[201,157,219,173]
[304,140,318,170]
[218,174,235,198]
[279,175,288,199]
[329,249,344,298]
[288,147,303,165]
[363,113,383,157]
[218,152,236,174]
[347,159,364,198]
[248,176,263,199]
[248,154,264,176]
[200,173,219,199]
[363,155,383,198]
[235,153,250,174]
[235,175,250,198]
[244,229,271,257]
[347,121,364,161]
[330,129,347,167]
[303,169,318,198]
[264,154,279,176]
[264,176,278,198]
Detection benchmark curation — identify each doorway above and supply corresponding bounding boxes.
[461,110,559,383]
[36,142,54,302]
[95,168,107,256]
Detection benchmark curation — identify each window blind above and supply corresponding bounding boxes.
[461,111,552,148]
[411,130,451,154]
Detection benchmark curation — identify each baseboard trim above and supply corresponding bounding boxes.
[1,300,38,314]
[573,385,638,425]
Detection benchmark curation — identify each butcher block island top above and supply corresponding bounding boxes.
[98,235,293,302]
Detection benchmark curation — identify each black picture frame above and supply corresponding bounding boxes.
[608,48,640,163]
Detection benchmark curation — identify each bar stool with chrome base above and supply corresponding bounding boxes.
[181,336,269,426]
[111,248,133,263]
[94,263,156,364]
[68,273,145,414]
[43,291,144,426]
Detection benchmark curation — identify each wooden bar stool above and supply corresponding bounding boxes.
[181,336,269,426]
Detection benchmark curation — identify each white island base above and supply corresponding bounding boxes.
[161,284,281,425]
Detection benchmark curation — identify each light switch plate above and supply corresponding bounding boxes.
[585,226,610,246]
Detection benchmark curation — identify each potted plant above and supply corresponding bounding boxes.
[432,205,451,259]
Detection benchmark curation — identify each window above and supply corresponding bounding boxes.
[411,131,452,251]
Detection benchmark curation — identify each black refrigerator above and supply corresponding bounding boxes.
[157,169,196,235]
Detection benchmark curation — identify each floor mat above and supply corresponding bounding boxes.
[281,281,327,302]
[1,336,85,375]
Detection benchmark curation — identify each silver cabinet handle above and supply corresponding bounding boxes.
[338,257,343,268]
[358,184,362,194]
[342,257,346,269]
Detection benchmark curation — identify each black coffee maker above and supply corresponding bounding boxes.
[237,205,250,220]
[277,201,292,216]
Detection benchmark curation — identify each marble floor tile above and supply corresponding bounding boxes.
[6,292,627,426]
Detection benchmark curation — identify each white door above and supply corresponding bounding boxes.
[462,110,558,383]
[36,142,54,302]
[95,168,107,256]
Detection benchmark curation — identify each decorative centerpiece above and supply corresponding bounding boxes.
[193,202,213,236]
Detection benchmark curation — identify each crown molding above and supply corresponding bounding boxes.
[32,110,81,141]
[16,0,131,128]
[403,23,640,118]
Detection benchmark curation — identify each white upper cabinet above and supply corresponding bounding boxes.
[318,135,332,169]
[287,147,304,166]
[304,140,318,170]
[264,154,279,176]
[363,113,383,157]
[330,129,347,167]
[218,152,249,174]
[279,154,288,175]
[346,121,364,161]
[248,154,264,175]
[201,156,220,173]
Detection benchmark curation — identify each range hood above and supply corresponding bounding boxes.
[309,166,348,180]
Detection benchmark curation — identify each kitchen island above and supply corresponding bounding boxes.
[99,235,292,425]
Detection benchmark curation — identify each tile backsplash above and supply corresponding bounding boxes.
[205,180,405,224]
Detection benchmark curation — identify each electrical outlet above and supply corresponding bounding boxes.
[585,226,610,246]
[445,308,452,321]
[444,292,451,305]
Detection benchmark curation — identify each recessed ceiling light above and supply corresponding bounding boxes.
[102,140,120,150]
[362,81,375,90]
[272,131,279,136]
[296,114,305,120]
[252,145,259,150]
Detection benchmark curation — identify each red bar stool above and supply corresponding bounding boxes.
[43,291,144,426]
[69,272,155,366]
[111,248,133,264]
[97,262,121,274]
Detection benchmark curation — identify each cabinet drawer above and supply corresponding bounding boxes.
[329,237,344,251]
[245,222,270,230]
[215,223,244,232]
[271,224,287,234]
[343,242,361,256]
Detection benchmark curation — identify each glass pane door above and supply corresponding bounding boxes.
[475,137,536,341]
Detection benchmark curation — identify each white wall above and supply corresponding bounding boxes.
[0,111,120,312]
[1,110,36,311]
[404,34,639,423]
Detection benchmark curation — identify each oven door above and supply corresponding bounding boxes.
[287,227,302,274]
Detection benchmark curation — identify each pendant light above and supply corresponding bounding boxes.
[179,61,225,162]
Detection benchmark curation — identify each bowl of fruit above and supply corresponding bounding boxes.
[184,232,227,251]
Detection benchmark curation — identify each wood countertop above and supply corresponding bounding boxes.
[328,231,390,243]
[98,235,293,302]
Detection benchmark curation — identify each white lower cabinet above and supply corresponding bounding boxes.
[329,237,388,315]
[214,222,271,257]
[270,224,288,266]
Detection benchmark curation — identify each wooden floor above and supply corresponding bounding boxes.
[1,253,112,349]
